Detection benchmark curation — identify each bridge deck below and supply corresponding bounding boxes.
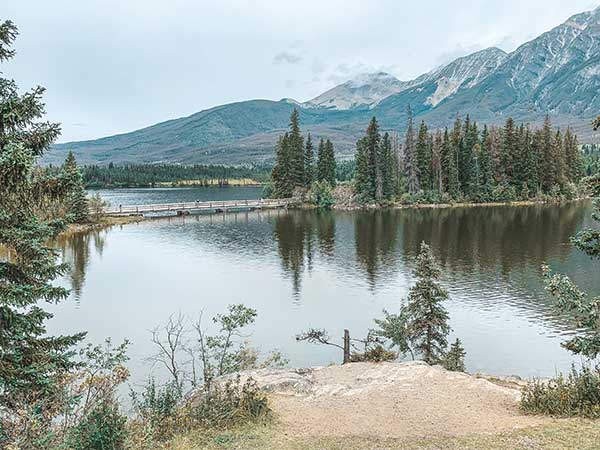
[105,198,292,216]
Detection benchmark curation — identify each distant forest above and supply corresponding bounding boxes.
[78,163,271,188]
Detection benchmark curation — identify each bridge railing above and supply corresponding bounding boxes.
[105,198,293,215]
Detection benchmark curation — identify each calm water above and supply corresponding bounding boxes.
[49,188,599,382]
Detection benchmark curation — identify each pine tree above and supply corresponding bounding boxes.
[416,121,431,191]
[402,242,450,364]
[443,339,466,372]
[479,125,493,199]
[431,131,443,193]
[501,117,517,185]
[62,151,89,223]
[540,116,556,192]
[564,127,583,183]
[271,133,292,197]
[459,115,476,194]
[288,109,305,189]
[445,128,460,199]
[304,133,315,188]
[553,130,566,187]
[354,137,370,202]
[380,132,395,200]
[543,171,600,357]
[404,106,420,195]
[323,139,337,187]
[0,20,85,414]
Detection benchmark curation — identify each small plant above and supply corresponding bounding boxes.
[130,378,183,438]
[309,180,335,209]
[521,365,600,418]
[442,339,467,372]
[88,192,109,222]
[189,376,270,429]
[350,345,396,362]
[66,399,127,450]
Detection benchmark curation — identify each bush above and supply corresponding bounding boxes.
[521,365,600,418]
[130,378,183,439]
[350,345,396,362]
[491,182,517,202]
[188,376,270,429]
[442,339,466,372]
[66,400,127,450]
[309,181,334,209]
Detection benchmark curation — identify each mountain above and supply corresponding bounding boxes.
[47,7,600,166]
[304,72,410,110]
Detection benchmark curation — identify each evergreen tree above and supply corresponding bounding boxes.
[501,117,517,184]
[354,118,381,202]
[323,139,337,187]
[416,121,431,191]
[288,109,305,189]
[0,20,85,416]
[444,128,460,199]
[431,131,443,193]
[62,151,89,223]
[564,127,583,183]
[403,242,450,364]
[540,116,556,191]
[404,106,420,195]
[443,339,466,372]
[553,129,566,187]
[271,133,292,197]
[380,132,395,200]
[304,133,315,188]
[543,171,600,357]
[459,115,476,194]
[354,137,370,202]
[479,125,494,199]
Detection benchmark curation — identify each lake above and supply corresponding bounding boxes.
[49,187,599,383]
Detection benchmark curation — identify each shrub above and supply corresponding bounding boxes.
[442,339,466,372]
[66,400,127,450]
[88,192,109,222]
[350,345,396,362]
[189,376,270,429]
[309,180,334,209]
[521,365,600,418]
[261,182,274,199]
[491,182,517,202]
[130,378,183,438]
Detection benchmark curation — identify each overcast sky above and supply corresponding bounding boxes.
[3,0,598,142]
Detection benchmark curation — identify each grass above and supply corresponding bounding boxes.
[145,419,600,450]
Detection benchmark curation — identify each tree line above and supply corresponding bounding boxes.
[271,109,336,198]
[76,163,270,188]
[355,108,585,204]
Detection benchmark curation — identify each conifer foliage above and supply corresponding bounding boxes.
[61,151,89,223]
[271,109,337,198]
[0,19,85,423]
[353,112,584,204]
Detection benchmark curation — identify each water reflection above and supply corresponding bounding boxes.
[55,230,107,301]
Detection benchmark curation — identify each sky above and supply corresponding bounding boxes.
[3,0,598,143]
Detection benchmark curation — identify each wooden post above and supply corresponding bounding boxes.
[343,329,350,364]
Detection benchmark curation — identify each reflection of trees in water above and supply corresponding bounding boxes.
[353,210,399,289]
[273,210,336,297]
[54,230,106,301]
[397,203,586,276]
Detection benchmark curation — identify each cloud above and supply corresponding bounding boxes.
[273,51,303,65]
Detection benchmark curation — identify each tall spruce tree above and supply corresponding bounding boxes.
[380,132,395,200]
[403,242,450,364]
[61,151,89,223]
[432,131,443,193]
[459,115,476,194]
[0,20,85,415]
[271,133,292,197]
[288,109,305,189]
[304,133,315,188]
[354,137,370,202]
[323,139,336,187]
[564,127,583,183]
[540,116,556,191]
[416,121,431,191]
[404,106,420,195]
[445,127,460,199]
[479,125,494,198]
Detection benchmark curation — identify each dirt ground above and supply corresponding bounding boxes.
[231,361,549,440]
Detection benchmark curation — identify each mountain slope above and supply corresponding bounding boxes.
[47,7,600,166]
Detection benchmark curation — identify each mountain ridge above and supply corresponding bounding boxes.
[47,6,600,166]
